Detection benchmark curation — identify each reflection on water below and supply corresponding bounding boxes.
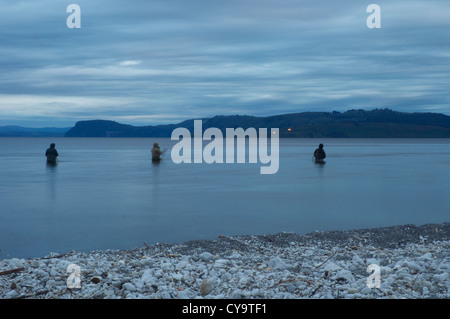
[46,161,58,168]
[0,137,449,259]
[46,161,57,201]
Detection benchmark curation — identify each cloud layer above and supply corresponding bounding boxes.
[0,0,449,127]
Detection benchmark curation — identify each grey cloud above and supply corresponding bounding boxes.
[0,0,449,127]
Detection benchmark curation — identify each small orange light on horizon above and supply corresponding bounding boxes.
[288,128,291,131]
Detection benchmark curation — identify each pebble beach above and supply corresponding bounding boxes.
[0,223,448,299]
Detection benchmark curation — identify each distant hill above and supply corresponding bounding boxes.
[64,109,450,138]
[0,126,70,137]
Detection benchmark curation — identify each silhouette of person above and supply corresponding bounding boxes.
[313,143,326,163]
[45,143,59,164]
[151,142,163,163]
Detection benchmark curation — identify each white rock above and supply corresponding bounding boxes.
[230,290,244,299]
[304,249,314,257]
[239,277,249,286]
[229,252,241,259]
[177,289,189,299]
[251,288,264,298]
[217,268,226,275]
[6,290,18,298]
[134,269,157,289]
[199,252,214,262]
[405,261,421,271]
[242,290,252,298]
[352,255,364,265]
[123,283,136,292]
[334,269,355,283]
[175,261,188,270]
[269,256,288,270]
[160,291,171,299]
[285,283,296,293]
[141,269,154,281]
[172,274,183,281]
[58,260,72,270]
[214,259,231,268]
[103,289,116,299]
[361,287,372,295]
[433,273,448,283]
[419,252,433,261]
[46,279,57,288]
[381,266,393,275]
[438,262,448,271]
[422,280,432,289]
[9,258,25,269]
[323,262,341,272]
[347,288,358,294]
[222,273,232,282]
[229,267,238,274]
[50,268,59,277]
[37,269,48,278]
[160,262,173,271]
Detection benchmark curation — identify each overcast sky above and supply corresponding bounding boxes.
[0,0,449,127]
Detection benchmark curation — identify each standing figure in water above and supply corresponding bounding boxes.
[313,143,326,164]
[45,143,59,164]
[151,142,163,163]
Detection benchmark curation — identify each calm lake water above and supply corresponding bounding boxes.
[1,137,449,259]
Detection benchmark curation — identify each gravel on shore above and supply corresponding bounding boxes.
[0,223,449,299]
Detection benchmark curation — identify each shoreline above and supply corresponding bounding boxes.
[1,222,449,299]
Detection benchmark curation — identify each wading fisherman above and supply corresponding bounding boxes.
[45,143,59,163]
[151,142,163,162]
[313,143,326,164]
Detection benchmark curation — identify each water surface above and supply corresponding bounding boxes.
[1,137,449,258]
